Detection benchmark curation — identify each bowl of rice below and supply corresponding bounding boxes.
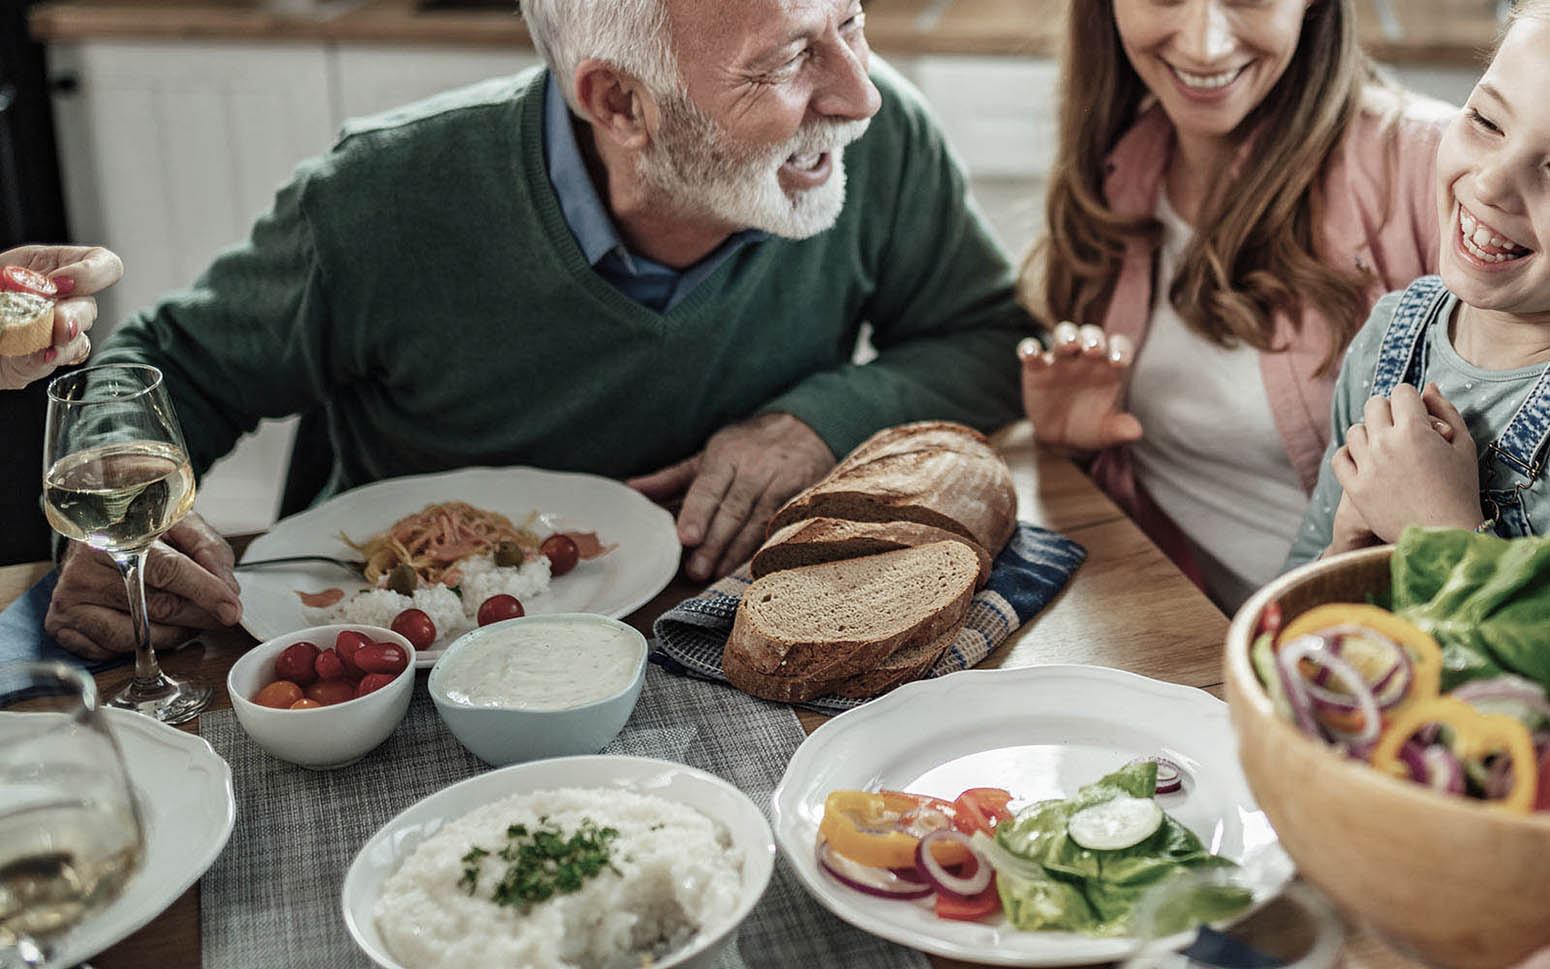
[341,755,775,969]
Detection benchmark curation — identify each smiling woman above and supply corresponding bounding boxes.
[1017,0,1456,613]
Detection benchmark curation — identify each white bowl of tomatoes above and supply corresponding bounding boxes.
[228,624,415,770]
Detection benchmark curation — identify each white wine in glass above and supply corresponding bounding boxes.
[43,364,212,724]
[0,662,144,969]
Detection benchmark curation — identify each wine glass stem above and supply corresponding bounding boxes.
[111,547,162,687]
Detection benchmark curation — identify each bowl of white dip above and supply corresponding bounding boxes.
[428,613,648,766]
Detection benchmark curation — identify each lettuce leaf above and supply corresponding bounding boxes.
[1392,527,1550,691]
[992,762,1238,936]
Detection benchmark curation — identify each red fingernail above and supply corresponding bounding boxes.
[44,347,58,363]
[67,319,78,339]
[50,275,76,295]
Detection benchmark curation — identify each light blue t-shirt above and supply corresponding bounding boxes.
[1284,288,1550,570]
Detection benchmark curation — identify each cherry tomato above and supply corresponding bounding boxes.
[477,594,525,627]
[0,265,58,298]
[274,641,319,686]
[288,698,322,710]
[390,609,437,650]
[314,649,347,681]
[355,672,397,698]
[540,534,580,577]
[355,643,408,675]
[305,679,357,706]
[254,680,304,709]
[951,788,1014,837]
[335,629,370,659]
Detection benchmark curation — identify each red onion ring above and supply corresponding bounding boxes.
[1453,675,1550,720]
[816,841,932,899]
[914,829,992,900]
[1277,635,1383,747]
[1126,756,1185,794]
[1421,745,1465,795]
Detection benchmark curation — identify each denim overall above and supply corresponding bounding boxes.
[1370,275,1550,538]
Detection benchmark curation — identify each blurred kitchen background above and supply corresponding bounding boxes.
[0,0,1510,562]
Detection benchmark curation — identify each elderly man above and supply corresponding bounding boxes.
[46,0,1031,658]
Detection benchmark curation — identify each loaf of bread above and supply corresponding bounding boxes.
[0,291,55,357]
[766,421,1016,555]
[722,541,979,703]
[751,517,992,587]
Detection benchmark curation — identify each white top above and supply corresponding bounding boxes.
[1126,193,1311,613]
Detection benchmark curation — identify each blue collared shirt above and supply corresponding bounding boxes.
[542,75,766,313]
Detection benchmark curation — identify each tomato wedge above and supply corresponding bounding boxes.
[935,881,1001,921]
[819,790,971,869]
[952,787,1013,836]
[0,265,58,298]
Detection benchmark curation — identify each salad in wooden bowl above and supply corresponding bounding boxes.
[1225,527,1550,969]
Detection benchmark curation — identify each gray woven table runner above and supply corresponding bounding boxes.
[198,663,930,969]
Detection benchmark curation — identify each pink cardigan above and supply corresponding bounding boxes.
[1086,91,1453,588]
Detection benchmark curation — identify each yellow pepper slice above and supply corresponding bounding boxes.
[819,790,970,869]
[1280,604,1442,716]
[1371,696,1539,814]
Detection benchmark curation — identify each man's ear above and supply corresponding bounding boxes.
[573,59,657,151]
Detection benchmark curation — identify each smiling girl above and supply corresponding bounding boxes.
[1284,0,1550,566]
[1017,0,1453,611]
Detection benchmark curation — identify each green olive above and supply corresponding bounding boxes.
[494,540,524,568]
[386,563,418,596]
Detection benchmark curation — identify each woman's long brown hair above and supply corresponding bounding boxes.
[1024,0,1383,374]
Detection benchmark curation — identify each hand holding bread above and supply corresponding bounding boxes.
[0,245,123,390]
[723,421,1018,703]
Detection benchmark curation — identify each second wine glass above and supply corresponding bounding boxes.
[43,363,212,724]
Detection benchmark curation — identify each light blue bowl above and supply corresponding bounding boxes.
[427,613,648,766]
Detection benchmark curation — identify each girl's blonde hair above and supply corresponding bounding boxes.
[1024,0,1382,374]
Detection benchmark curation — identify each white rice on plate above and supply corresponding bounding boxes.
[373,788,744,969]
[302,556,551,649]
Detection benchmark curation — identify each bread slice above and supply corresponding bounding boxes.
[0,292,54,357]
[752,517,992,588]
[830,614,966,699]
[722,541,978,703]
[766,420,1016,556]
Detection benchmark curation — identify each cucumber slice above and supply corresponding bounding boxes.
[1067,796,1163,851]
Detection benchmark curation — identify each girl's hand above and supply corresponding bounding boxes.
[1018,322,1142,455]
[1324,491,1381,558]
[1331,383,1481,543]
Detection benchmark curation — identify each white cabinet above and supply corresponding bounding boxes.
[333,46,540,122]
[48,41,336,335]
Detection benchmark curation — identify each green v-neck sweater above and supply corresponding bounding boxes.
[100,63,1030,497]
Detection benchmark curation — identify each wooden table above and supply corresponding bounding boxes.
[0,427,1417,969]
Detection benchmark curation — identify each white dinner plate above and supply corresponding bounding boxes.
[54,708,236,967]
[771,664,1294,967]
[340,755,776,969]
[237,466,681,667]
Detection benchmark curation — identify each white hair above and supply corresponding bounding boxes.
[521,0,680,109]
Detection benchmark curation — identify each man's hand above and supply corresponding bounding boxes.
[628,413,835,581]
[46,513,244,660]
[1332,383,1480,544]
[1018,322,1142,455]
[0,245,123,390]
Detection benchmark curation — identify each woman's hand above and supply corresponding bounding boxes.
[1018,322,1142,455]
[0,245,123,390]
[1332,383,1480,543]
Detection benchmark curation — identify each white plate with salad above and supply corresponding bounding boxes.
[770,664,1294,967]
[237,466,681,668]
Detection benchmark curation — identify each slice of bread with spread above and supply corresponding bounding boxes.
[0,291,55,357]
[751,517,993,588]
[723,541,979,703]
[765,421,1016,555]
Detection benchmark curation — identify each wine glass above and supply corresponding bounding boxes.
[1121,867,1345,969]
[0,661,144,968]
[43,363,212,724]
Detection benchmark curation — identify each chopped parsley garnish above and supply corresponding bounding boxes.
[459,817,620,911]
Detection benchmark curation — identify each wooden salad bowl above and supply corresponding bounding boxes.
[1224,545,1550,969]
